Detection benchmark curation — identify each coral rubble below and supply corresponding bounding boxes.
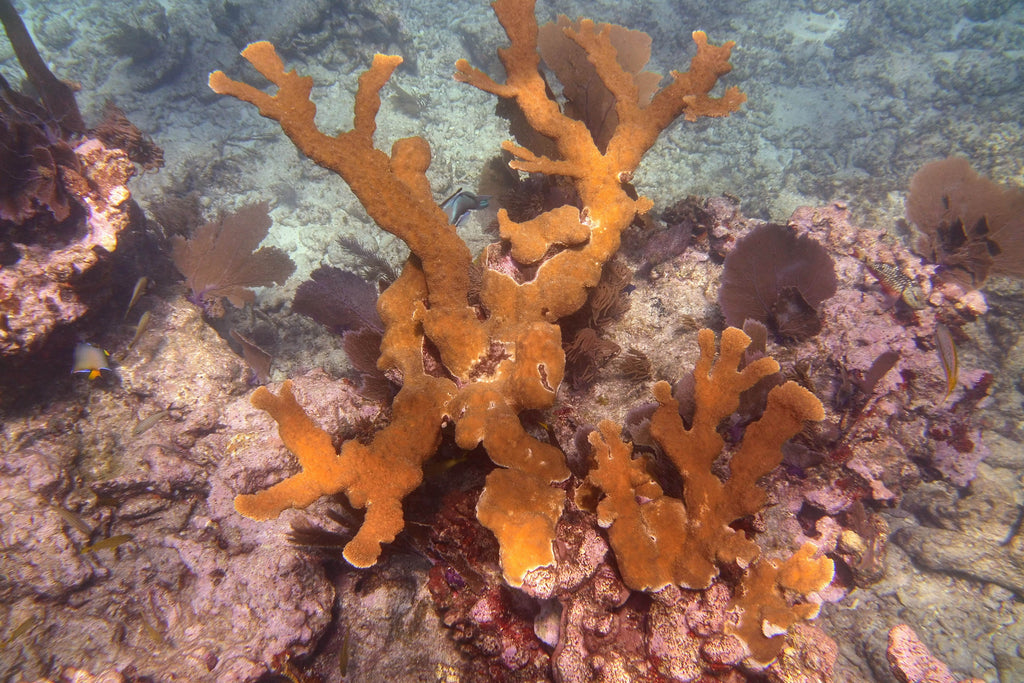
[888,624,986,683]
[0,298,335,682]
[0,0,145,380]
[893,471,1024,598]
[0,137,137,362]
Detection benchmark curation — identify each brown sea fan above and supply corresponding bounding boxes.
[906,157,1024,286]
[170,202,295,317]
[538,16,661,153]
[718,223,837,340]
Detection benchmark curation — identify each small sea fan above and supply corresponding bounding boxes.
[169,202,295,318]
[906,157,1024,287]
[718,223,836,340]
[292,266,382,335]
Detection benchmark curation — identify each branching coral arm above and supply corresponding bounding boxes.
[455,0,599,169]
[210,42,488,378]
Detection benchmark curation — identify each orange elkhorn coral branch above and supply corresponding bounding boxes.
[585,328,826,592]
[210,45,487,379]
[585,328,831,663]
[211,0,746,588]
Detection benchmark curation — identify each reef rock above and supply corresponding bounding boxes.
[0,139,138,363]
[0,297,335,682]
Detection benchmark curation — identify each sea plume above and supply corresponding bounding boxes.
[292,265,381,335]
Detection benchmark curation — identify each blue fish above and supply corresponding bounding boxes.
[72,343,111,380]
[441,188,490,226]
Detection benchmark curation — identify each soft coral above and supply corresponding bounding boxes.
[170,202,294,317]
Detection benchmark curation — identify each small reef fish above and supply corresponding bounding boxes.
[856,251,926,309]
[1,616,36,649]
[132,409,170,436]
[441,188,490,226]
[126,310,152,352]
[124,276,149,319]
[81,533,134,554]
[934,323,959,403]
[72,343,111,380]
[338,627,350,677]
[52,504,93,536]
[137,615,167,646]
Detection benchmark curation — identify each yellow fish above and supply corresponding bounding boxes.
[1,616,36,649]
[124,276,149,319]
[934,324,959,403]
[72,343,111,380]
[81,533,134,554]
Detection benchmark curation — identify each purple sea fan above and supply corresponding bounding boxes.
[718,223,837,340]
[292,265,381,335]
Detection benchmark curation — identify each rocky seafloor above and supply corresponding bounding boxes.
[2,0,1023,681]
